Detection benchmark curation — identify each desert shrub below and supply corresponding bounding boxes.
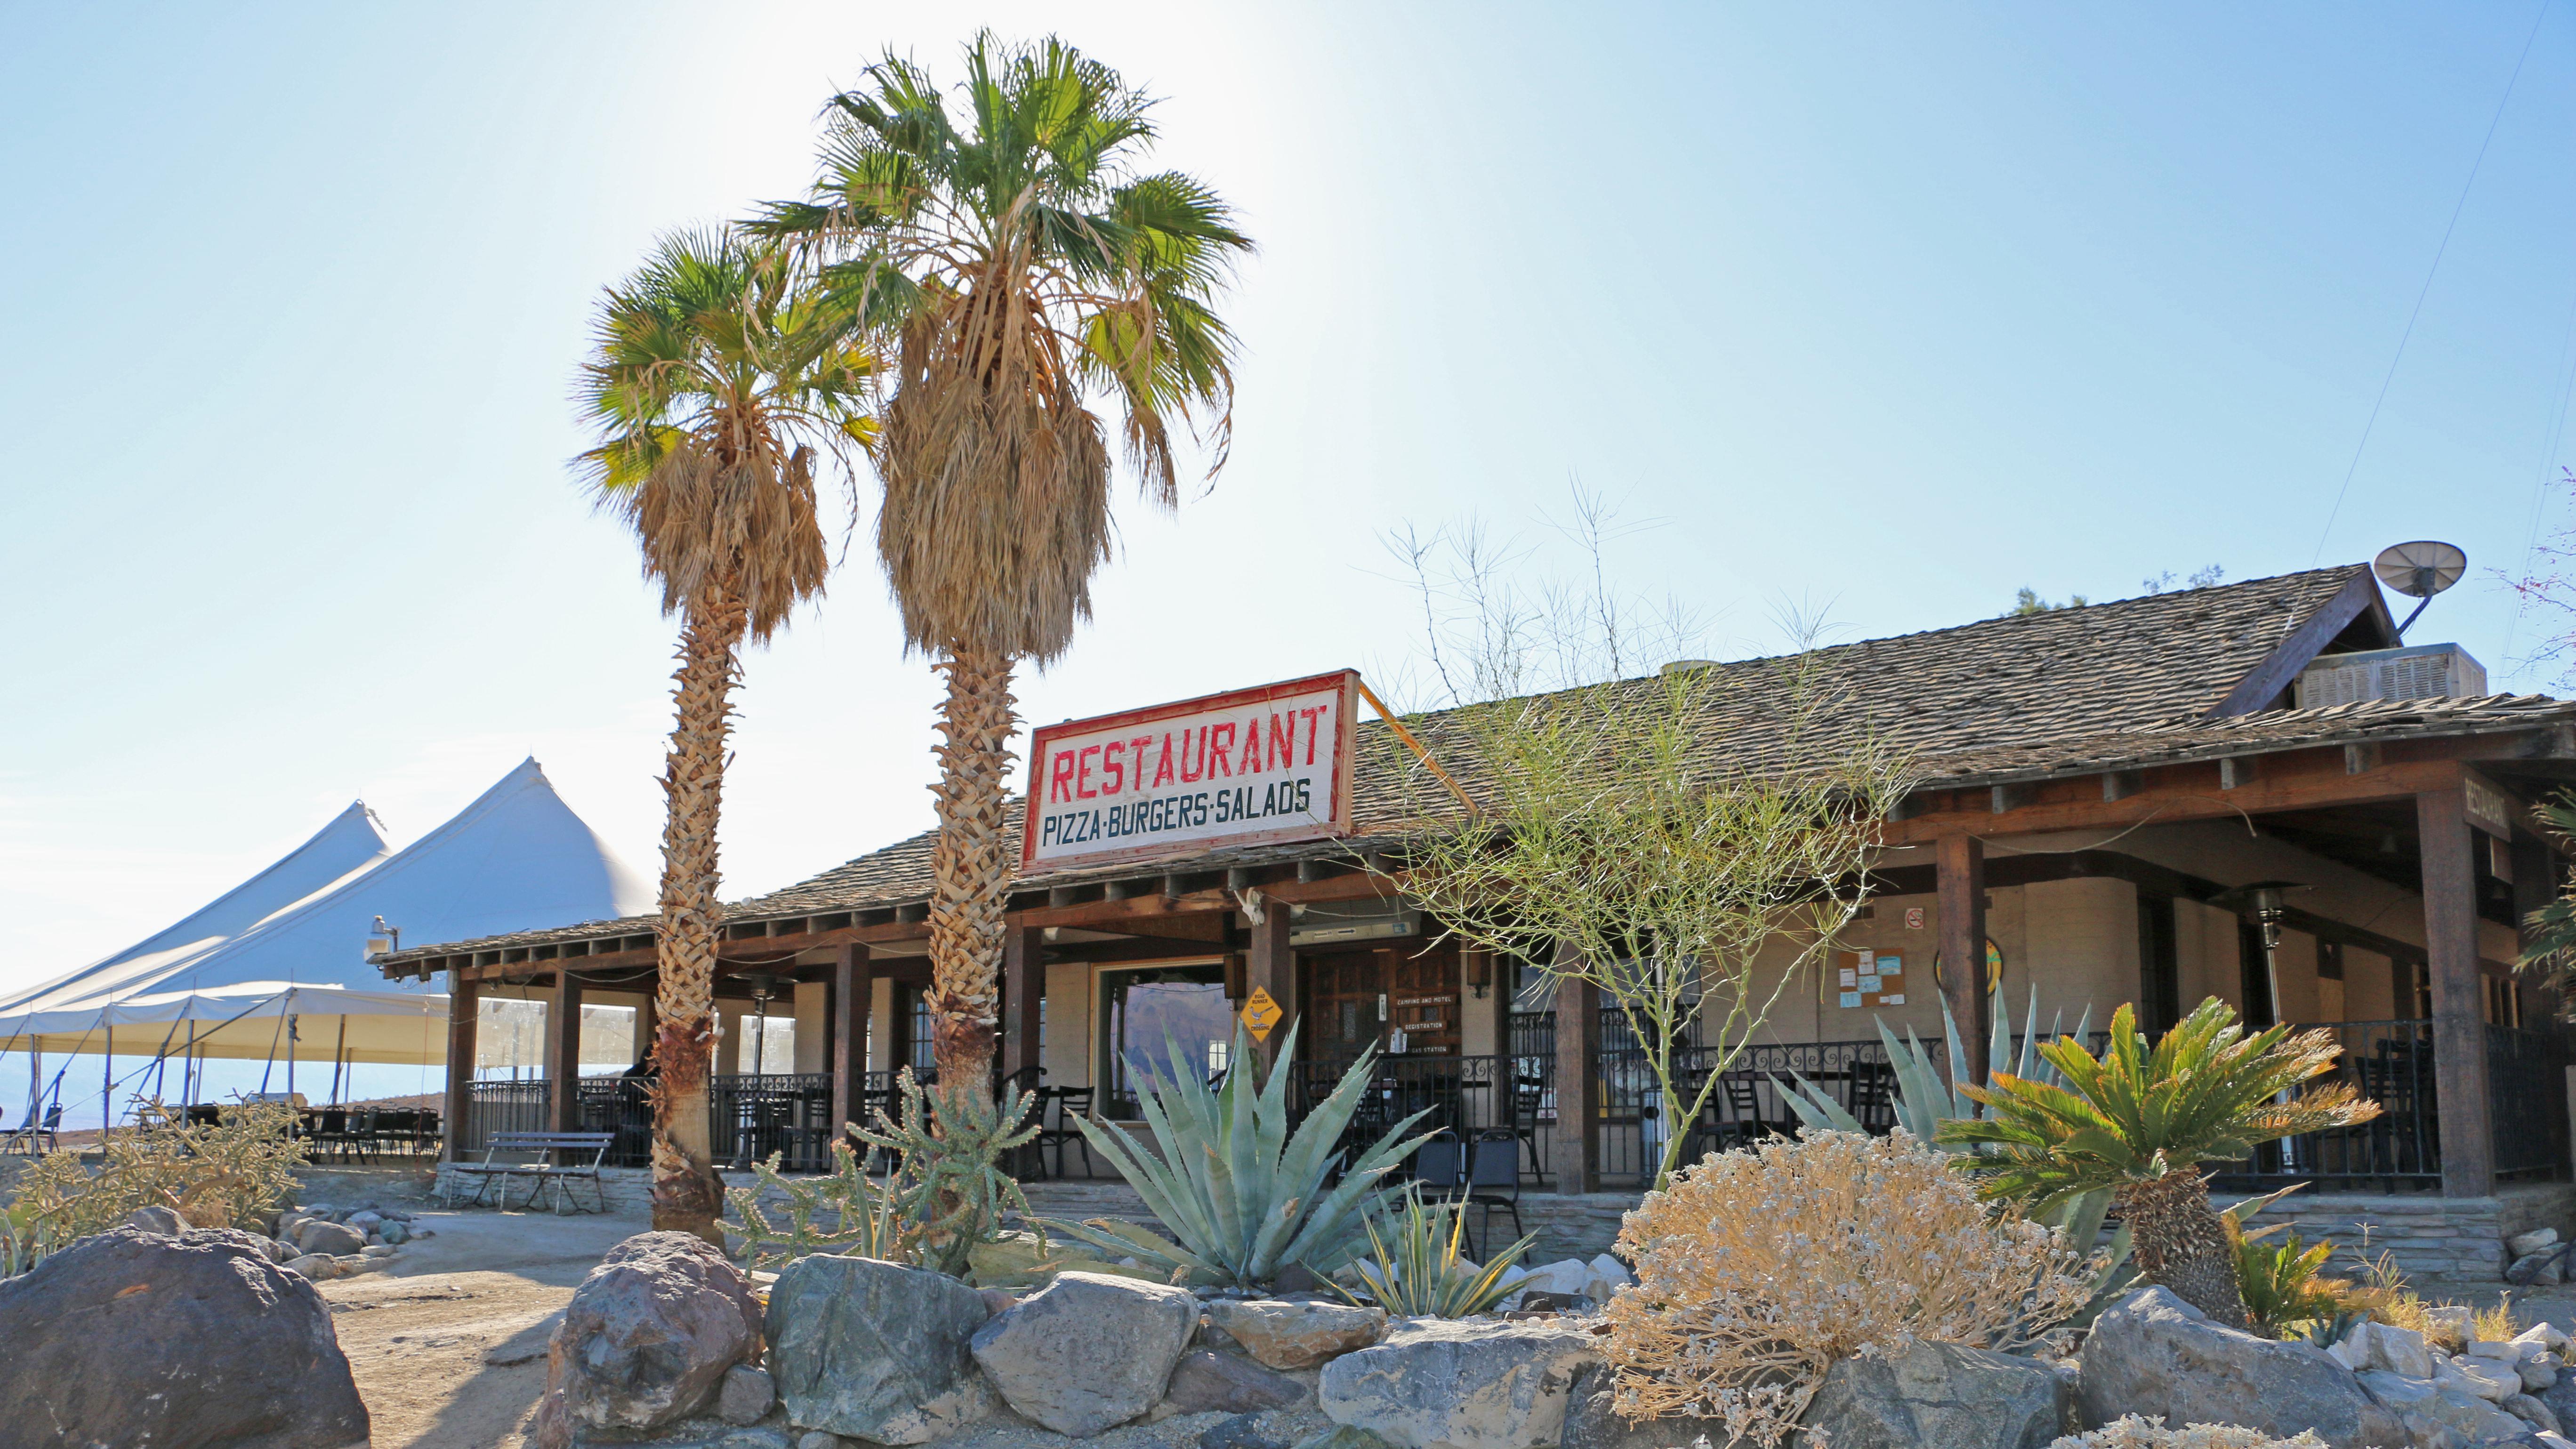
[1602,1130,2091,1449]
[1335,1185,1537,1318]
[5,1098,307,1269]
[724,1140,915,1271]
[2053,1416,2326,1449]
[846,1068,1041,1278]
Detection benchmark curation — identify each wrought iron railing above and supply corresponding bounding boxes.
[2488,1024,2569,1182]
[470,1071,893,1172]
[1289,1054,1553,1185]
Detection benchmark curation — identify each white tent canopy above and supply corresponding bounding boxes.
[0,758,651,1064]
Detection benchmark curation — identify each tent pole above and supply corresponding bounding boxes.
[103,1020,113,1144]
[330,1017,347,1104]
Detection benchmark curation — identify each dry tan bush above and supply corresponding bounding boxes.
[2054,1416,2326,1449]
[7,1098,308,1256]
[1603,1130,2093,1448]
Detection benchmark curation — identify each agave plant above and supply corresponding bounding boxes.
[1336,1185,1538,1318]
[1778,987,2135,1322]
[1048,1025,1438,1287]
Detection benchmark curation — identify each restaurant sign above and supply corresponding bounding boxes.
[1021,669,1360,873]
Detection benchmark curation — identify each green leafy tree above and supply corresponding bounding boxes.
[576,228,873,1241]
[1938,998,2378,1326]
[756,33,1250,1094]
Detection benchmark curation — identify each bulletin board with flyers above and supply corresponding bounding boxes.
[1831,949,1908,1010]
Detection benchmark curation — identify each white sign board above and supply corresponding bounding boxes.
[1020,670,1360,873]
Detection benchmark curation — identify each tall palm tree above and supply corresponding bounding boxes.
[1939,997,2379,1325]
[577,228,872,1241]
[756,34,1250,1092]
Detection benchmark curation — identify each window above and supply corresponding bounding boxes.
[895,983,937,1080]
[1098,965,1230,1119]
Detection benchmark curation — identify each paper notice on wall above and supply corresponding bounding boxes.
[1877,954,1903,977]
[1839,990,1863,1009]
[1858,974,1880,992]
[1881,993,1905,1006]
[1839,966,1857,988]
[1858,949,1876,968]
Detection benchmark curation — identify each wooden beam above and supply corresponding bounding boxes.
[1001,923,1045,1090]
[2102,771,2142,802]
[1884,748,2489,846]
[2207,566,2383,717]
[443,974,480,1162]
[2420,773,2495,1199]
[1937,833,1991,1083]
[2218,756,2257,791]
[1248,904,1296,1078]
[548,969,584,1135]
[1551,948,1601,1195]
[829,945,872,1138]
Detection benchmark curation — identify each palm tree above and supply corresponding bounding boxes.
[756,34,1250,1091]
[576,228,873,1241]
[1938,997,2378,1325]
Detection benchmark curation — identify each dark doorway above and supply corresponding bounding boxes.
[2137,895,2180,1035]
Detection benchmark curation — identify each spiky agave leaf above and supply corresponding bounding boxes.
[1047,1023,1438,1286]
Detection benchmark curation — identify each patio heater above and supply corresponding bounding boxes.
[2215,879,2310,1172]
[744,973,779,1085]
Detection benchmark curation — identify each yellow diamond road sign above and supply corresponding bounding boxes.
[1241,987,1284,1042]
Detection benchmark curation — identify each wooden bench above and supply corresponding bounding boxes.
[437,1131,615,1214]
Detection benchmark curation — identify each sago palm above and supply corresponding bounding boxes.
[1938,997,2378,1326]
[576,227,872,1241]
[757,34,1249,1090]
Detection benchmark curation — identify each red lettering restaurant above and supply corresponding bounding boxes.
[378,562,2575,1275]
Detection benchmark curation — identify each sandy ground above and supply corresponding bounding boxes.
[304,1167,645,1449]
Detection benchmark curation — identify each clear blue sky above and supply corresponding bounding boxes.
[4,2,2572,994]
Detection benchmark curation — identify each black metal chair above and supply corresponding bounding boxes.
[1845,1061,1898,1135]
[1412,1131,1465,1195]
[1036,1087,1097,1179]
[1462,1130,1525,1261]
[1717,1072,1780,1148]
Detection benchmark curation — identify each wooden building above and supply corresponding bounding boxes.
[379,563,2576,1262]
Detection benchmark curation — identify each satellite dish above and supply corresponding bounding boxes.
[2373,540,2465,639]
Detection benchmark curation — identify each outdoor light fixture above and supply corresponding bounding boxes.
[1465,950,1493,999]
[744,972,779,1082]
[366,915,401,958]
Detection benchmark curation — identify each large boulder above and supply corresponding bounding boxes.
[1208,1299,1389,1370]
[0,1225,371,1449]
[1796,1340,2068,1449]
[2078,1287,2407,1449]
[2360,1372,2530,1449]
[1167,1349,1309,1415]
[1558,1365,1718,1449]
[532,1231,764,1448]
[766,1253,996,1444]
[293,1219,367,1258]
[972,1270,1199,1435]
[1320,1317,1600,1449]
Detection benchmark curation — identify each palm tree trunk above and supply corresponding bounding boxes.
[2120,1167,2248,1326]
[925,641,1018,1099]
[648,583,747,1244]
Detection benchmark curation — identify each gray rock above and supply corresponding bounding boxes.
[2525,1360,2562,1394]
[2363,1322,2439,1380]
[798,1433,852,1449]
[530,1231,762,1449]
[2397,1385,2530,1448]
[122,1204,190,1235]
[283,1252,341,1280]
[1294,1428,1394,1449]
[1519,1293,1589,1315]
[378,1220,410,1246]
[2511,1230,2561,1258]
[715,1430,793,1449]
[0,1225,371,1448]
[1203,1412,1299,1449]
[294,1219,367,1257]
[345,1210,384,1232]
[2506,1394,2562,1435]
[2427,1307,2479,1351]
[2077,1287,2407,1449]
[2446,1356,2522,1404]
[1559,1365,1718,1449]
[1208,1299,1389,1370]
[1796,1339,2067,1449]
[973,1270,1199,1436]
[1320,1316,1600,1449]
[2539,1375,2576,1433]
[1167,1349,1307,1415]
[722,1364,779,1425]
[765,1253,995,1445]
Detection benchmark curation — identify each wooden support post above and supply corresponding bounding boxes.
[1002,923,1046,1092]
[443,974,480,1162]
[1550,952,1601,1195]
[635,990,658,1070]
[1938,833,1991,1082]
[1248,903,1296,1078]
[549,970,583,1137]
[2421,781,2495,1199]
[829,945,873,1139]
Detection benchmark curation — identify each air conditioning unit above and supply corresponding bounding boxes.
[2294,644,2487,709]
[1289,904,1421,949]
